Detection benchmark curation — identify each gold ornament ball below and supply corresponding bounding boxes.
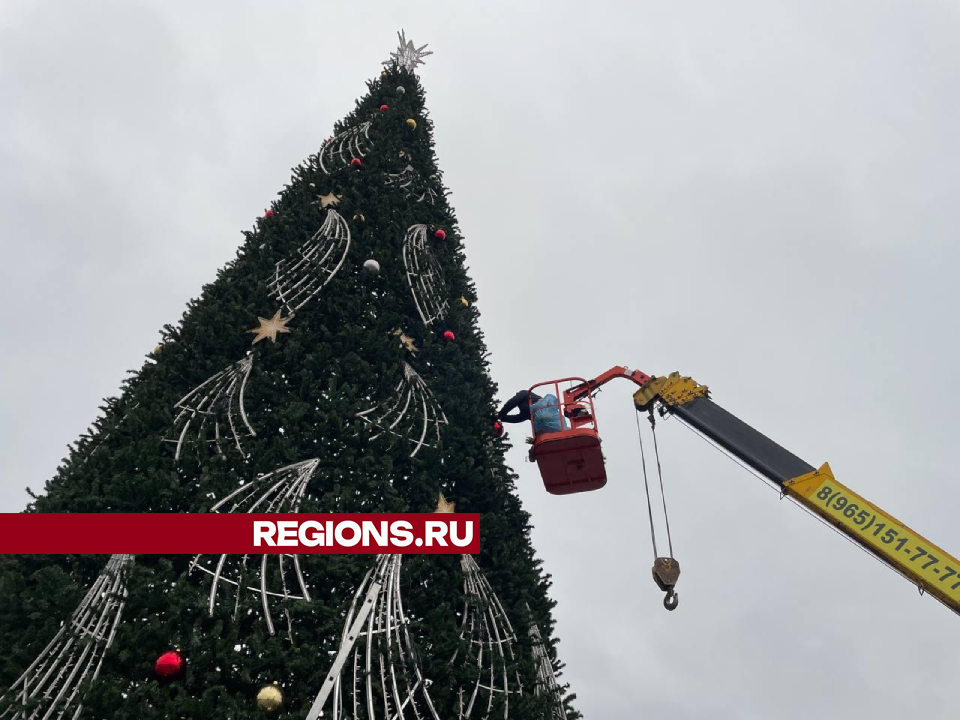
[256,684,284,713]
[405,118,417,130]
[353,213,366,223]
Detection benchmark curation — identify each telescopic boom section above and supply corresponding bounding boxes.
[564,365,653,404]
[630,370,960,616]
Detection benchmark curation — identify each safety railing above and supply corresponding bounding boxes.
[527,377,598,437]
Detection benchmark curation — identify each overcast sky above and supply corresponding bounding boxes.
[2,1,960,717]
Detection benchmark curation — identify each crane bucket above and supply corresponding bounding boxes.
[528,377,607,495]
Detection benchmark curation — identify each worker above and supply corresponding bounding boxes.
[498,390,568,435]
[498,389,540,425]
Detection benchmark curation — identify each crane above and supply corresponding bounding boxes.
[524,366,960,614]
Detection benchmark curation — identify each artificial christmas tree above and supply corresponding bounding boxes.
[0,33,575,720]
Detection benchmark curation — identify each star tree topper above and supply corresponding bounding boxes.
[384,30,432,73]
[250,310,292,344]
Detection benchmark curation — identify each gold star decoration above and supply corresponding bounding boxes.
[434,492,456,514]
[393,328,418,354]
[249,310,292,345]
[317,191,342,209]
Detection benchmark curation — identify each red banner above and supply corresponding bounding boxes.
[0,514,480,554]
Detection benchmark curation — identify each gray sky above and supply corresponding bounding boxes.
[2,1,960,717]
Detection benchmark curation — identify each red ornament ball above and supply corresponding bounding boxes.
[379,104,389,112]
[351,158,363,168]
[443,330,455,342]
[264,210,275,218]
[154,650,186,681]
[493,420,504,437]
[434,229,446,241]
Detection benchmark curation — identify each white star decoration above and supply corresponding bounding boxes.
[384,30,432,72]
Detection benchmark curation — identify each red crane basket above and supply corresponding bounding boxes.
[528,377,607,495]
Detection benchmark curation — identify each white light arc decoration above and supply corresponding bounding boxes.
[307,554,527,720]
[356,362,448,457]
[320,123,373,175]
[166,357,256,462]
[453,555,523,719]
[0,554,132,720]
[526,604,567,720]
[305,554,440,720]
[189,459,319,638]
[402,224,449,327]
[270,209,351,315]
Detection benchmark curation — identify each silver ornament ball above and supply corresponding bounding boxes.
[396,86,406,95]
[363,259,381,275]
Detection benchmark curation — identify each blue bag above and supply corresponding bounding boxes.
[531,394,569,434]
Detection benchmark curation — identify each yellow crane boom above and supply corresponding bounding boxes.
[640,372,960,614]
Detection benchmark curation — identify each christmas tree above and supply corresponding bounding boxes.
[0,33,574,720]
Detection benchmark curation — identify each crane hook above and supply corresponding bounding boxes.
[663,589,679,611]
[651,556,681,612]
